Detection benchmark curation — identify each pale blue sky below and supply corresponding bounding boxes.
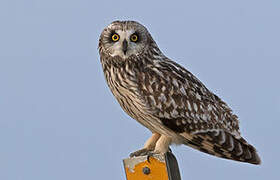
[0,0,279,179]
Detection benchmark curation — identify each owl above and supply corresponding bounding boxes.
[98,20,261,165]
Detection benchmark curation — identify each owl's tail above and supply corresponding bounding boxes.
[180,130,261,165]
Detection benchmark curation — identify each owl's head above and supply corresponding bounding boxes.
[99,21,155,59]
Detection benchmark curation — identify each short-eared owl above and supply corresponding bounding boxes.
[98,20,261,165]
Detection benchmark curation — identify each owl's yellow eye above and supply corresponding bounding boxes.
[111,33,119,42]
[130,34,138,42]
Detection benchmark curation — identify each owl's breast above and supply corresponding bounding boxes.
[102,61,157,130]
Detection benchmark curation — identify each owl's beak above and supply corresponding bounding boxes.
[122,39,128,55]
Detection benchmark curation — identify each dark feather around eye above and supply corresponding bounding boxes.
[131,32,140,42]
[109,31,119,42]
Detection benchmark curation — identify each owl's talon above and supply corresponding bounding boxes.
[146,151,156,163]
[130,148,151,157]
[130,148,161,163]
[168,147,172,152]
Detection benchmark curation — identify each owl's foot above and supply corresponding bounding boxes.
[129,148,153,157]
[130,148,172,163]
[129,147,172,157]
[146,151,160,163]
[129,148,159,163]
[146,147,172,163]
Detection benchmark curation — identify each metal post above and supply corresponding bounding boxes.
[123,152,181,180]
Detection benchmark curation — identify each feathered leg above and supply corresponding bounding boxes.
[130,133,160,157]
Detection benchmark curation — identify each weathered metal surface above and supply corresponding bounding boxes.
[123,152,181,180]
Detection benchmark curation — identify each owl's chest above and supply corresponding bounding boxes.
[103,65,147,119]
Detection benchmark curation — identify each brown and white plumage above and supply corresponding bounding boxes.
[98,20,261,165]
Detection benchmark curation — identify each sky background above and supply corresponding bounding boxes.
[0,0,279,179]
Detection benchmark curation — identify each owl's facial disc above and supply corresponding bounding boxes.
[100,21,150,60]
[108,29,139,59]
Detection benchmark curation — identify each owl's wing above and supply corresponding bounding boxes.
[137,58,260,164]
[138,58,240,136]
